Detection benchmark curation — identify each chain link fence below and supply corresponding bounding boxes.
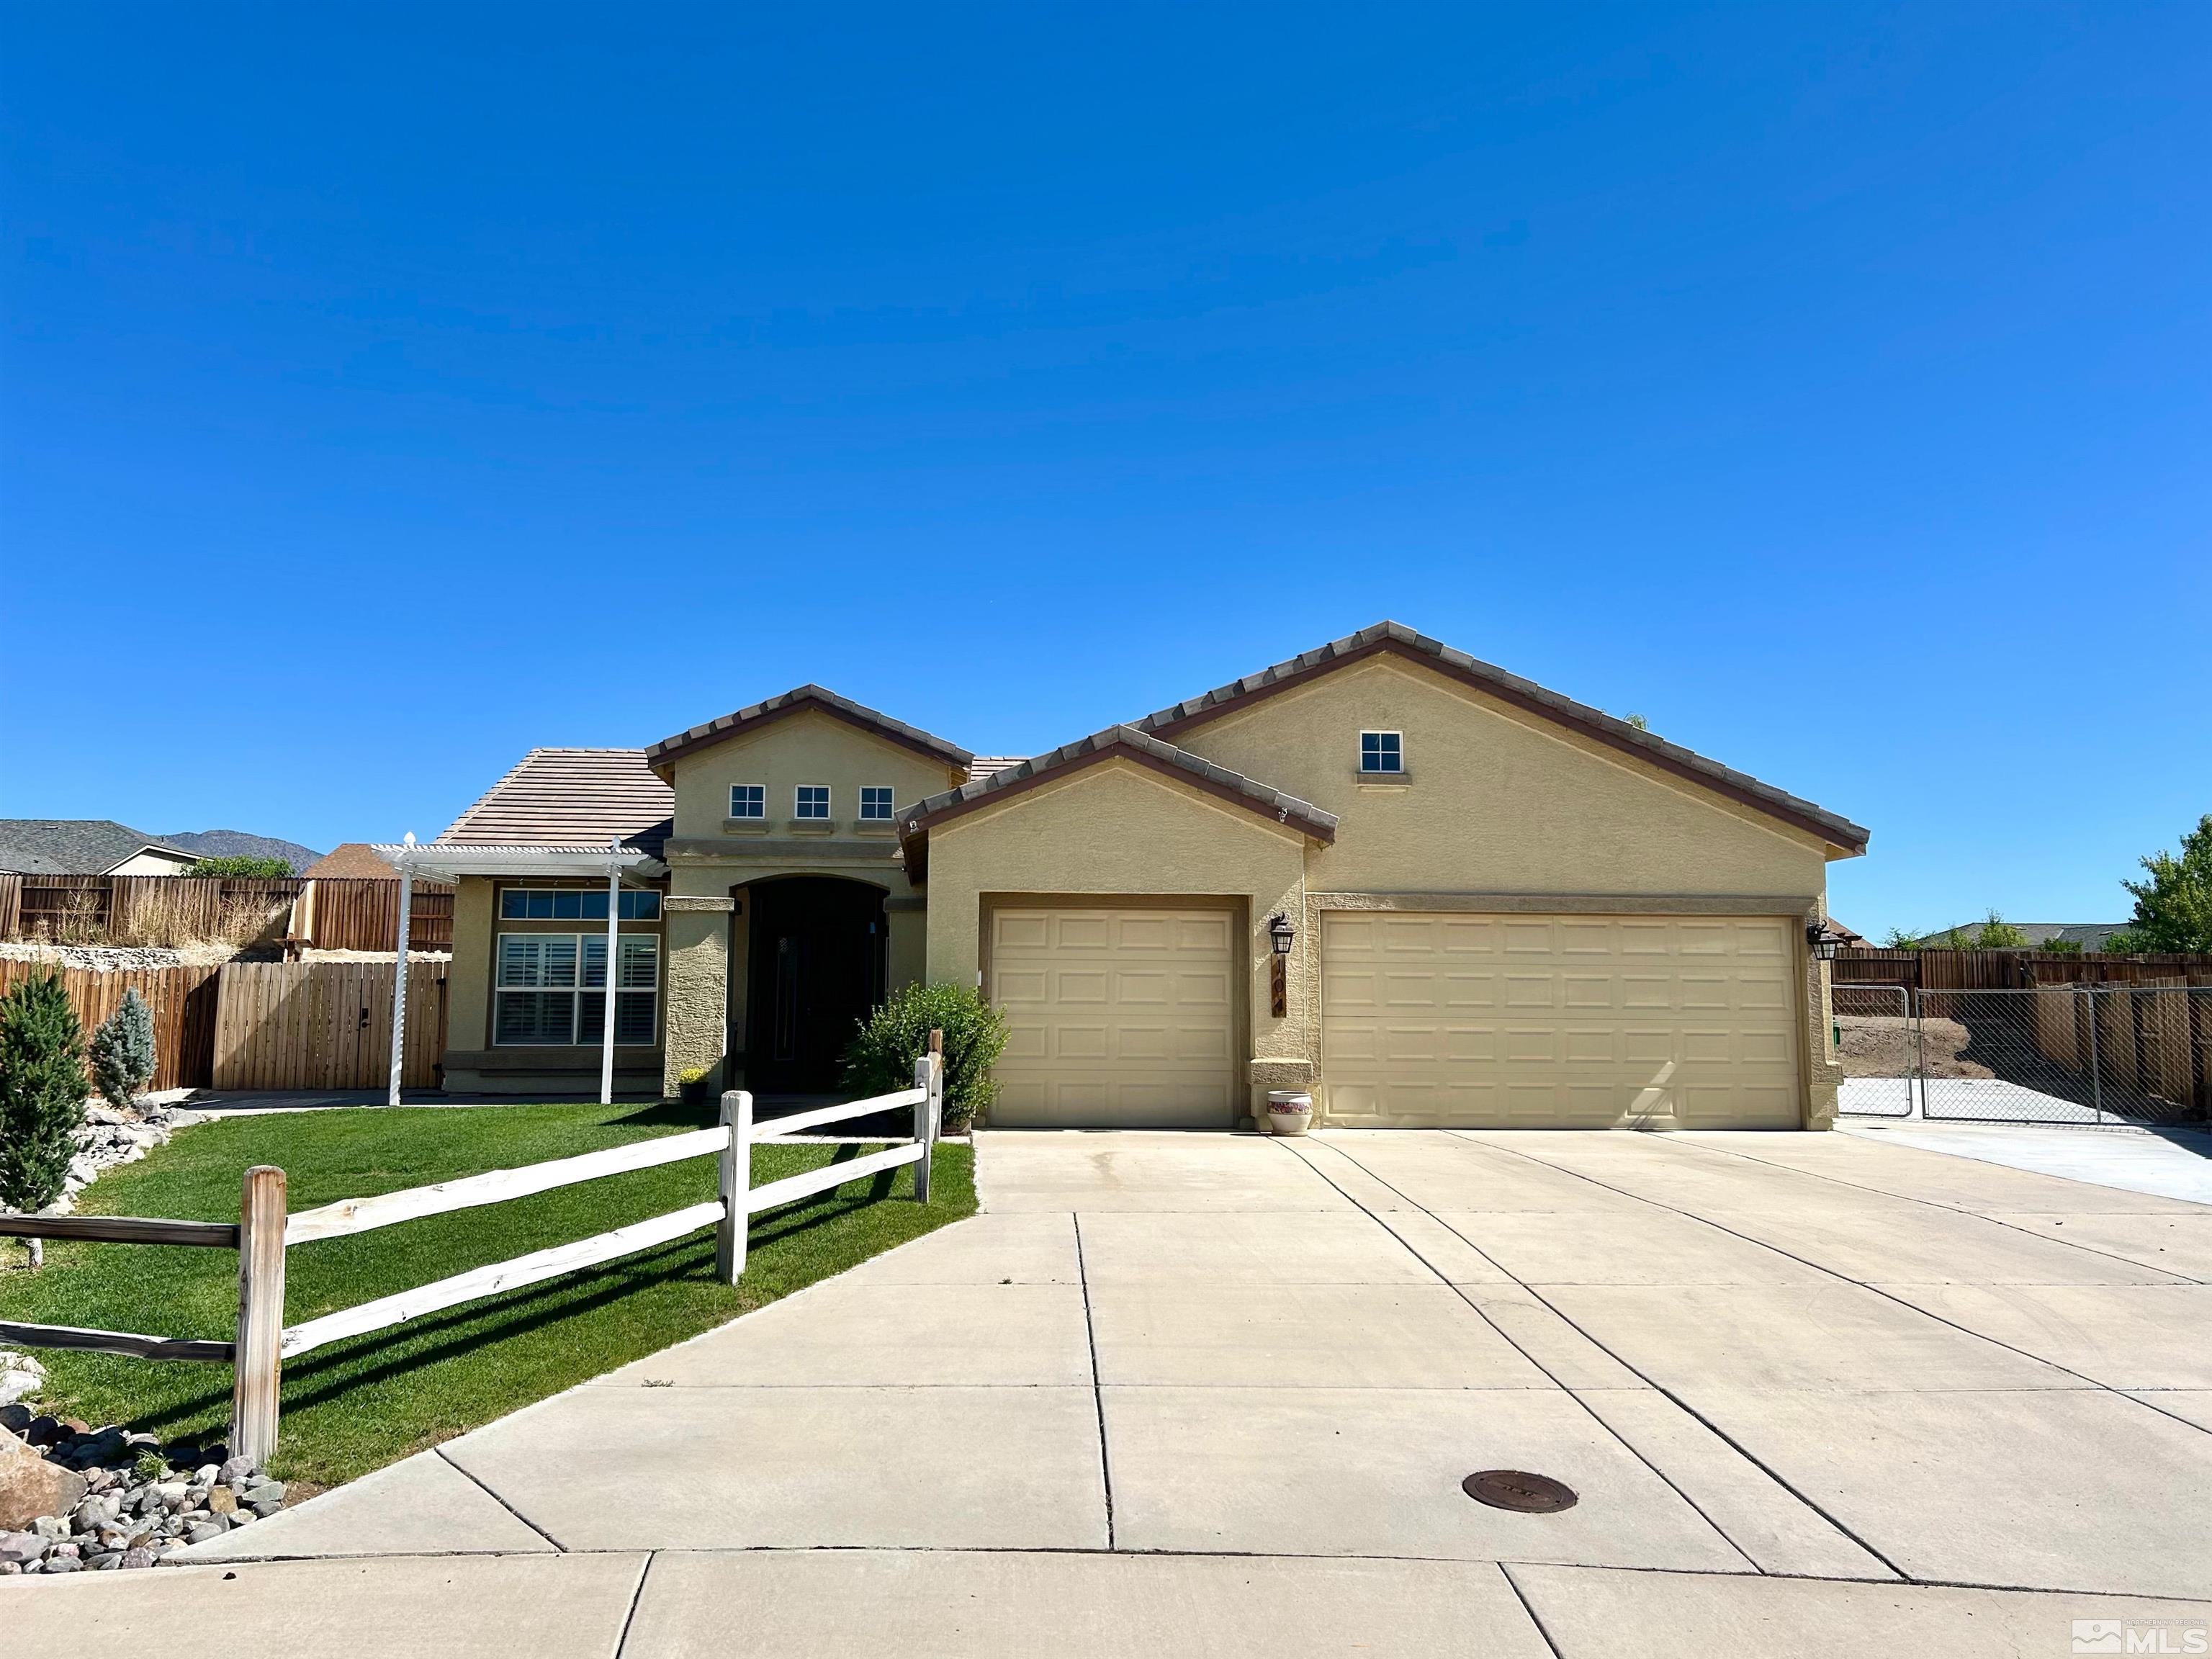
[1838,981,2212,1127]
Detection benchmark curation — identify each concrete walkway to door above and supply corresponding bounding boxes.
[9,1127,2212,1656]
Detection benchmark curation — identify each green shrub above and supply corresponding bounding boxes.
[184,855,295,878]
[0,972,91,1263]
[2039,937,2084,956]
[1972,912,2029,949]
[89,988,157,1107]
[841,983,1010,1130]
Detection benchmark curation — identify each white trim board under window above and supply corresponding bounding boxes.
[495,933,660,1047]
[794,785,832,819]
[1360,731,1404,773]
[858,786,895,821]
[729,785,765,819]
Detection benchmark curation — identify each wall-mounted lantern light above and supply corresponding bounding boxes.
[1805,920,1845,961]
[1267,913,1295,1017]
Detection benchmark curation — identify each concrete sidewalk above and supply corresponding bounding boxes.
[8,1125,2211,1655]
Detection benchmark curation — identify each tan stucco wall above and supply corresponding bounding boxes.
[667,706,966,840]
[922,759,1313,1119]
[1172,656,1835,899]
[446,876,495,1056]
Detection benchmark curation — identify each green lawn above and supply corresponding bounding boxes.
[0,1102,974,1489]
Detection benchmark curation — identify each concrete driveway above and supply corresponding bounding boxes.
[10,1127,2212,1656]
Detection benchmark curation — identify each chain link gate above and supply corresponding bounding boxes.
[1833,984,1914,1117]
[1838,981,2212,1127]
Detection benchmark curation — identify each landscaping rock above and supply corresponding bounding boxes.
[207,1485,237,1515]
[0,1530,42,1565]
[0,1433,89,1532]
[0,1354,45,1411]
[218,1455,256,1486]
[184,1519,229,1545]
[120,1547,154,1569]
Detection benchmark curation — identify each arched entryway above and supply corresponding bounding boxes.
[741,876,889,1092]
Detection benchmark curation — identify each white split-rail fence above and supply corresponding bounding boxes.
[0,1038,946,1465]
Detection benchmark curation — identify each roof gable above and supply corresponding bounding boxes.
[1134,621,1868,854]
[644,685,972,779]
[896,724,1336,880]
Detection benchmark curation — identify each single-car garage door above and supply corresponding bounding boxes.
[989,906,1239,1128]
[1321,912,1800,1128]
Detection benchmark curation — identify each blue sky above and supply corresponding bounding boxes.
[4,3,2205,935]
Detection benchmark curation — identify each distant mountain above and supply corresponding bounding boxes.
[155,830,323,873]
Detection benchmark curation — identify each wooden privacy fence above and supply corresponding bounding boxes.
[292,878,454,953]
[0,1044,947,1465]
[1833,948,2212,993]
[0,958,222,1092]
[212,959,449,1091]
[0,873,451,953]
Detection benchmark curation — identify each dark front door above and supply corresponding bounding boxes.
[745,878,888,1092]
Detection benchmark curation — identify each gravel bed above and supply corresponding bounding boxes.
[0,1406,287,1573]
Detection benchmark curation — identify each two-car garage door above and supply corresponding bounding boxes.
[1321,912,1801,1129]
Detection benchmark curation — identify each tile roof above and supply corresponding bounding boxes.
[897,724,1337,880]
[437,750,675,859]
[644,685,973,775]
[301,842,405,879]
[0,820,195,876]
[1132,621,1870,854]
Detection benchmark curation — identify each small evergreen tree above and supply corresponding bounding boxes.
[0,972,91,1267]
[840,982,1011,1130]
[89,988,158,1107]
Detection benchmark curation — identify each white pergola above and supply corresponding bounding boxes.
[372,837,670,1107]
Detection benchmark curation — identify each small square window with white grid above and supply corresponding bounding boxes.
[1360,731,1403,773]
[728,785,765,819]
[795,785,831,819]
[858,786,895,821]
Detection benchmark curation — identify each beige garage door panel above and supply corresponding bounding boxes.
[990,907,1238,1128]
[1322,913,1799,1129]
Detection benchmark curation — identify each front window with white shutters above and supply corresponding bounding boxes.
[495,934,659,1046]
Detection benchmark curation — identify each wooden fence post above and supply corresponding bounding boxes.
[230,1166,287,1468]
[715,1090,753,1284]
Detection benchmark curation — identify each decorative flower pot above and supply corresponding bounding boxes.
[1266,1090,1314,1136]
[679,1075,715,1111]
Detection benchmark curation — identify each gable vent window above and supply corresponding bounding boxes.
[859,786,895,822]
[500,888,660,921]
[1360,731,1404,774]
[729,785,765,820]
[795,785,832,820]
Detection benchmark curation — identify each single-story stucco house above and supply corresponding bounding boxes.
[394,623,1869,1130]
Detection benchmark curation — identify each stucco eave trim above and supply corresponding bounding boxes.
[1307,892,1822,917]
[660,837,907,866]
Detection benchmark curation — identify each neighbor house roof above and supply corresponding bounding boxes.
[301,842,403,880]
[1928,922,2131,951]
[1131,621,1871,855]
[897,724,1338,881]
[644,685,974,778]
[0,820,197,876]
[438,750,675,860]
